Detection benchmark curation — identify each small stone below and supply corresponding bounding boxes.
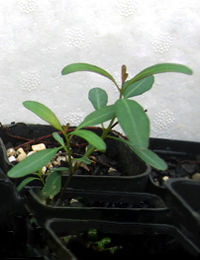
[192,173,200,181]
[108,167,116,173]
[42,166,47,174]
[52,160,59,166]
[31,143,46,152]
[154,179,160,186]
[70,199,78,204]
[8,155,16,163]
[17,153,27,162]
[56,156,67,164]
[17,147,26,155]
[46,162,53,169]
[7,148,16,157]
[27,151,35,157]
[70,198,84,207]
[162,176,169,181]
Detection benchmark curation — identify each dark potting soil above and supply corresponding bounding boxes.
[150,153,200,187]
[59,231,192,260]
[50,196,156,209]
[6,130,127,177]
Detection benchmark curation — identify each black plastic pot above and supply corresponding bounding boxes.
[43,218,192,260]
[0,123,150,192]
[24,188,175,259]
[0,170,26,229]
[25,188,170,227]
[147,137,200,197]
[163,179,200,256]
[149,137,200,160]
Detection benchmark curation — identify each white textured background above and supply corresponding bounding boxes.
[0,0,199,141]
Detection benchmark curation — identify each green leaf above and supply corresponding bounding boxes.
[123,75,154,98]
[52,132,65,146]
[73,157,92,165]
[8,147,60,178]
[17,177,40,192]
[130,145,167,170]
[71,129,106,151]
[61,63,118,86]
[88,88,108,110]
[107,136,167,170]
[115,99,150,149]
[42,171,61,199]
[87,229,98,242]
[23,101,63,131]
[126,63,193,88]
[97,237,111,249]
[110,246,123,254]
[77,104,116,129]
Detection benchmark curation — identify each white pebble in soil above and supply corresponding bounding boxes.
[192,173,200,181]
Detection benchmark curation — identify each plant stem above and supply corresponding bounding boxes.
[62,130,74,173]
[58,118,116,202]
[37,169,45,186]
[56,172,73,205]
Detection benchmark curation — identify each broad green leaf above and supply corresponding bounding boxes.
[88,88,108,110]
[52,132,65,146]
[126,63,193,89]
[107,136,167,170]
[115,99,150,149]
[73,157,92,165]
[71,129,106,151]
[17,177,41,192]
[130,145,167,170]
[42,171,61,199]
[8,147,60,178]
[77,104,116,129]
[23,101,63,131]
[61,63,118,86]
[123,76,154,98]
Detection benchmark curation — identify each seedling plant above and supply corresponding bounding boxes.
[62,229,123,255]
[7,62,192,200]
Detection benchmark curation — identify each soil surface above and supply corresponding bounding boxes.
[150,153,200,186]
[60,232,193,260]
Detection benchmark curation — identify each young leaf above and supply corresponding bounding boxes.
[42,171,62,199]
[52,132,65,146]
[123,76,154,98]
[17,177,41,192]
[8,147,60,178]
[126,63,193,89]
[107,136,167,170]
[121,65,129,84]
[77,104,116,129]
[61,63,118,86]
[97,237,111,249]
[115,99,150,149]
[71,129,106,151]
[110,246,123,254]
[23,101,63,131]
[88,88,108,110]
